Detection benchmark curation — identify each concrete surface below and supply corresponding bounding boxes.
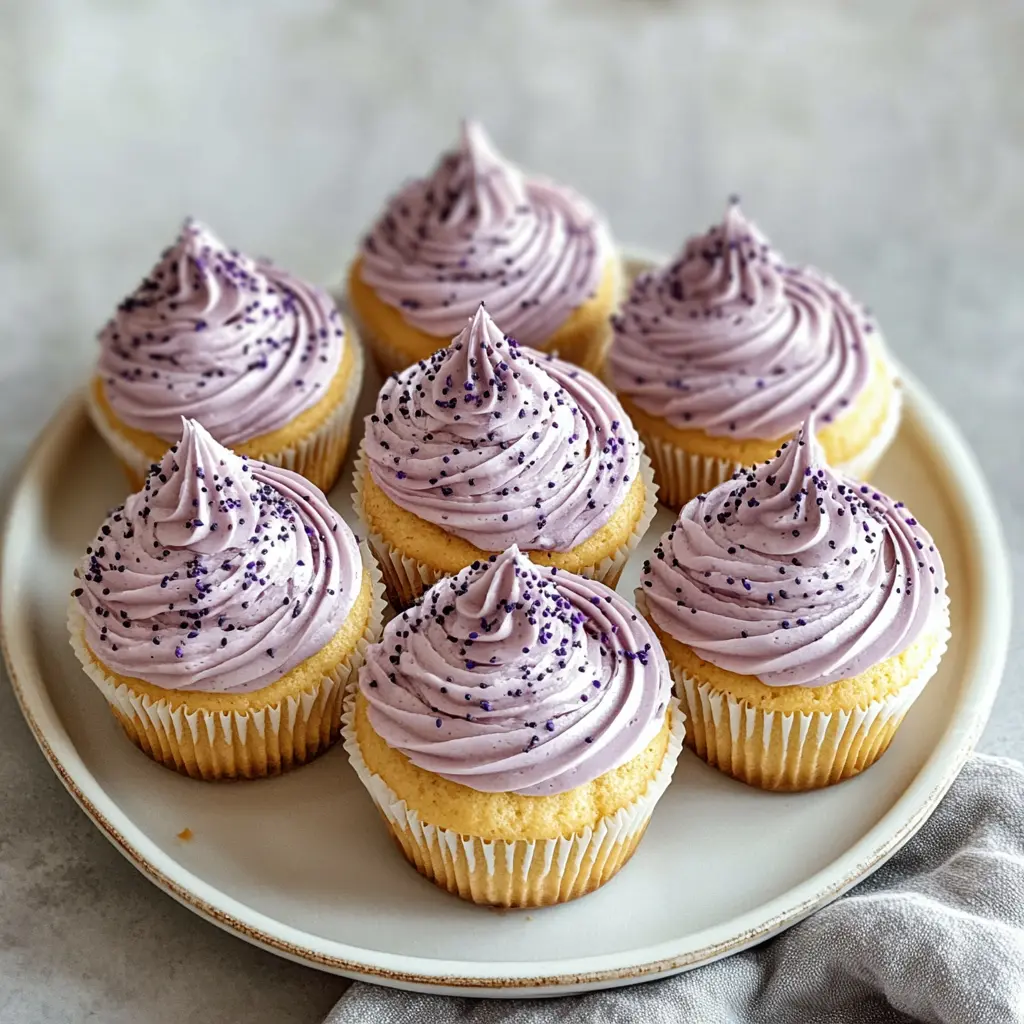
[1,1,1021,1020]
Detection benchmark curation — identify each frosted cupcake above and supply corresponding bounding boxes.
[637,420,948,791]
[344,546,683,907]
[88,219,363,494]
[353,304,657,608]
[68,419,383,780]
[607,199,901,509]
[348,120,618,376]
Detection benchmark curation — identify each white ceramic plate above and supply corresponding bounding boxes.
[1,271,1011,998]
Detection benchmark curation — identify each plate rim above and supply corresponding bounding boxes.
[1,344,1011,997]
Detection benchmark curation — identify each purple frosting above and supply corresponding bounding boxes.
[98,219,344,445]
[359,546,670,796]
[641,420,947,686]
[358,120,612,347]
[72,419,361,693]
[363,304,641,552]
[608,200,879,439]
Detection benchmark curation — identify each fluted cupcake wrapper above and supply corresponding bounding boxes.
[352,443,659,610]
[342,694,685,908]
[635,595,950,792]
[67,544,386,781]
[636,381,904,511]
[86,329,365,496]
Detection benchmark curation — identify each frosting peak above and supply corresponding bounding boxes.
[455,543,523,622]
[72,419,361,693]
[149,417,259,554]
[420,304,509,438]
[449,119,530,221]
[608,199,877,439]
[641,420,947,686]
[358,120,612,346]
[363,304,641,552]
[359,548,670,796]
[98,218,344,445]
[671,200,783,320]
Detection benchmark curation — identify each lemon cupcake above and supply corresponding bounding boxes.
[344,546,683,907]
[637,419,949,792]
[353,304,657,608]
[67,419,384,780]
[348,120,619,377]
[88,219,363,494]
[607,198,901,509]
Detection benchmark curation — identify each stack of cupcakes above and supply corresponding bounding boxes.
[63,123,952,908]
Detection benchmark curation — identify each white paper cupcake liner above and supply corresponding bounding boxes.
[636,429,741,512]
[342,693,685,907]
[352,441,659,609]
[86,326,365,494]
[67,544,386,780]
[265,330,365,494]
[636,593,950,791]
[630,370,904,511]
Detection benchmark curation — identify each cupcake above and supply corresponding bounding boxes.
[353,304,657,609]
[88,219,363,494]
[637,419,949,791]
[348,120,618,377]
[344,546,683,907]
[607,199,901,509]
[67,419,384,780]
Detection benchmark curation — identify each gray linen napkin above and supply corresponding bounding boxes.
[326,754,1024,1024]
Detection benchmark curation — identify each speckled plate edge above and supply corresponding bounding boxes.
[1,261,1012,999]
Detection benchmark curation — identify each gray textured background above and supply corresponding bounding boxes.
[1,2,1021,1021]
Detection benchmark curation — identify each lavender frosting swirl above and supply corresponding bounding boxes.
[358,120,612,347]
[72,419,361,693]
[641,421,947,687]
[98,219,345,445]
[359,547,670,796]
[608,200,879,439]
[364,304,641,552]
